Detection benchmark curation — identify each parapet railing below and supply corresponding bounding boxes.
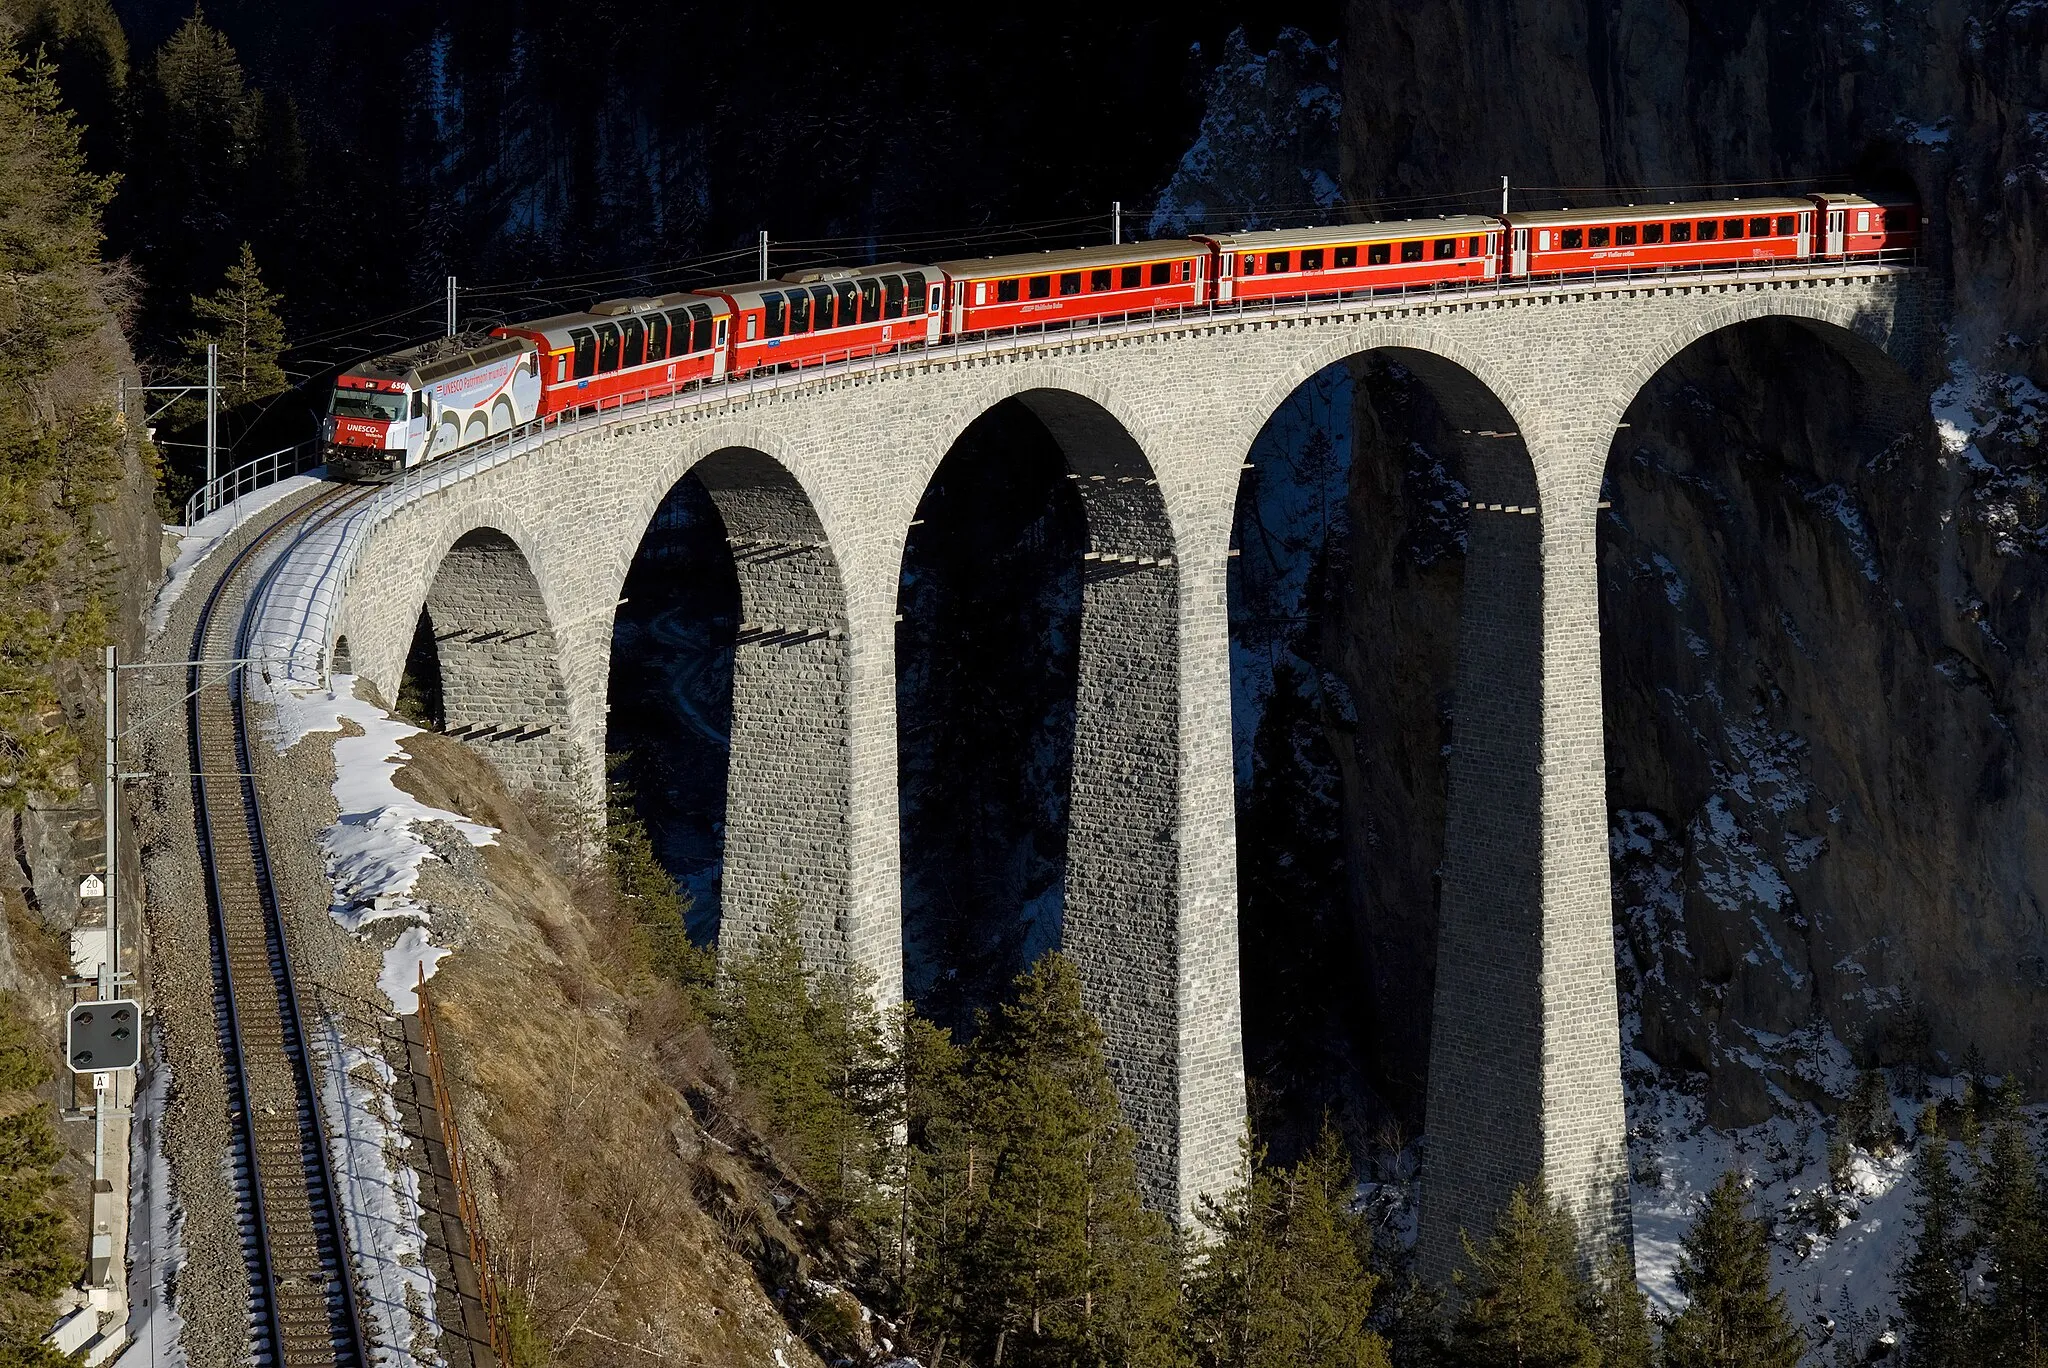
[182,441,323,527]
[231,247,1928,682]
[416,969,508,1368]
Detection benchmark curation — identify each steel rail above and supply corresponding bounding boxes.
[187,482,377,1367]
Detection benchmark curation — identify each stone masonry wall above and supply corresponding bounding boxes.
[315,267,1929,1232]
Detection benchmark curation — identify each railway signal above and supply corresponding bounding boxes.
[66,999,141,1073]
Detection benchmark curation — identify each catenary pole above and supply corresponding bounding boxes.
[759,230,769,281]
[204,343,218,487]
[1112,201,1122,244]
[102,644,116,999]
[446,275,458,337]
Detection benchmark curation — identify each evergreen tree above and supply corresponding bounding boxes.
[1660,1173,1803,1368]
[113,7,264,347]
[183,240,286,408]
[1447,1182,1598,1368]
[0,42,118,810]
[1587,1241,1655,1368]
[1900,1107,1974,1365]
[0,997,82,1366]
[714,899,897,1229]
[1188,1125,1391,1368]
[1971,1080,2046,1366]
[917,953,1188,1368]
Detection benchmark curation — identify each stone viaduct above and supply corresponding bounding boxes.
[247,261,1932,1279]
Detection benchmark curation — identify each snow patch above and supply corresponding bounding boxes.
[259,673,493,1009]
[147,474,323,638]
[320,1021,440,1367]
[114,1035,188,1368]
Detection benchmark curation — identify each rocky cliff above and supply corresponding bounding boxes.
[1322,0,2048,1125]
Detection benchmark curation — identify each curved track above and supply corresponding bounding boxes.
[187,483,374,1366]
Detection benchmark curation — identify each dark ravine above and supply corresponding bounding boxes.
[1320,0,2048,1126]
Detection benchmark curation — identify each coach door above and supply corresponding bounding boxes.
[711,314,728,379]
[1826,208,1846,257]
[927,282,943,343]
[1511,228,1529,276]
[1484,229,1502,279]
[1796,211,1814,258]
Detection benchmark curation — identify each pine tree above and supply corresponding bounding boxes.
[1188,1125,1391,1368]
[1447,1181,1598,1368]
[1900,1108,1974,1365]
[1971,1080,2046,1366]
[1587,1240,1654,1368]
[919,953,1188,1368]
[713,899,897,1228]
[0,997,82,1365]
[0,43,118,810]
[183,240,287,409]
[1660,1172,1804,1368]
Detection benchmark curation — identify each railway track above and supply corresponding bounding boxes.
[187,483,374,1367]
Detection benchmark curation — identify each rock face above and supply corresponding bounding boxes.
[1326,0,2048,1120]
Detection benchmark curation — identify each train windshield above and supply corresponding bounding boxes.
[329,389,406,422]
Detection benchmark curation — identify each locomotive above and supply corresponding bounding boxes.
[323,191,1916,480]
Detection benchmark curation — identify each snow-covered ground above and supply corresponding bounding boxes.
[320,1017,441,1363]
[147,474,324,638]
[113,1035,189,1368]
[260,671,495,1008]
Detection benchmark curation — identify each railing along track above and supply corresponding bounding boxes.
[187,483,376,1366]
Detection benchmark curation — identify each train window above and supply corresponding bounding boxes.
[1749,217,1772,237]
[1696,220,1716,240]
[1059,272,1082,295]
[554,355,567,384]
[1616,225,1636,246]
[1027,275,1051,299]
[570,328,597,379]
[931,285,943,312]
[1644,223,1665,244]
[761,293,787,339]
[716,317,728,345]
[1267,251,1290,273]
[786,290,809,333]
[1090,268,1113,291]
[860,279,883,321]
[1434,238,1456,259]
[1335,245,1357,267]
[1723,218,1745,239]
[1242,254,1259,274]
[596,322,623,371]
[1182,260,1193,281]
[746,314,757,341]
[1775,215,1796,236]
[809,284,835,328]
[1468,237,1483,256]
[1399,240,1423,262]
[620,317,645,367]
[1560,229,1583,249]
[1669,222,1689,242]
[1589,227,1610,248]
[687,305,713,353]
[1146,262,1169,286]
[1367,242,1390,265]
[905,272,927,315]
[838,281,860,323]
[413,390,428,417]
[1122,265,1142,288]
[645,312,668,361]
[996,278,1019,303]
[883,276,905,318]
[1856,210,1870,231]
[1302,248,1324,270]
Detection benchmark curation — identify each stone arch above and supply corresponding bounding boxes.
[632,444,854,970]
[901,382,1196,1212]
[330,634,352,675]
[416,526,582,800]
[1601,292,1928,459]
[1235,338,1578,1278]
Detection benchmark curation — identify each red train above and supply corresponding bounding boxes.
[324,191,1917,479]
